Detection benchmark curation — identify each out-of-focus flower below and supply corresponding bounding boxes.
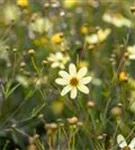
[16,75,29,87]
[80,24,88,35]
[119,72,128,82]
[33,36,48,46]
[97,28,111,43]
[127,45,135,60]
[79,61,88,68]
[28,14,52,39]
[117,134,135,150]
[51,32,64,44]
[55,63,92,99]
[47,52,70,69]
[85,28,111,44]
[103,12,132,28]
[16,0,29,8]
[63,0,78,8]
[3,4,21,25]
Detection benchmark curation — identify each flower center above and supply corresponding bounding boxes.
[70,77,78,86]
[123,146,131,150]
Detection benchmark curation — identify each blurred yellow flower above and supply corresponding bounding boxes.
[16,0,29,8]
[119,72,128,82]
[4,4,21,25]
[63,0,78,8]
[80,24,88,35]
[51,32,64,44]
[97,28,111,43]
[85,28,111,44]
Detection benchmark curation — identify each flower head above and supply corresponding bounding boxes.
[47,52,70,69]
[103,12,132,28]
[16,0,29,8]
[55,63,92,99]
[51,32,64,44]
[127,45,135,60]
[117,134,135,150]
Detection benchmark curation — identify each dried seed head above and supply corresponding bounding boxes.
[67,116,78,125]
[130,6,135,14]
[28,49,35,55]
[13,48,17,53]
[97,135,104,140]
[117,103,123,107]
[20,61,26,68]
[87,101,95,108]
[42,60,48,65]
[77,121,83,127]
[46,123,58,130]
[111,106,122,116]
[27,144,37,150]
[44,2,50,8]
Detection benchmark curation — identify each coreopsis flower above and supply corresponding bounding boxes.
[117,134,135,150]
[3,4,21,25]
[28,14,52,39]
[85,28,111,44]
[103,12,132,28]
[47,52,70,69]
[127,45,135,60]
[16,0,29,8]
[55,63,92,99]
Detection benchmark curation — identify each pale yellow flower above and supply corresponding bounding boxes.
[85,28,111,44]
[47,52,70,69]
[55,63,92,99]
[117,134,135,150]
[4,4,21,25]
[103,12,132,28]
[127,45,135,60]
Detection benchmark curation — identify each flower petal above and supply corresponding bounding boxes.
[78,84,89,94]
[61,85,72,96]
[77,67,87,78]
[129,55,135,60]
[129,138,135,149]
[59,71,70,79]
[51,62,59,68]
[55,78,68,85]
[117,134,127,148]
[70,87,77,99]
[69,63,76,76]
[80,76,92,84]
